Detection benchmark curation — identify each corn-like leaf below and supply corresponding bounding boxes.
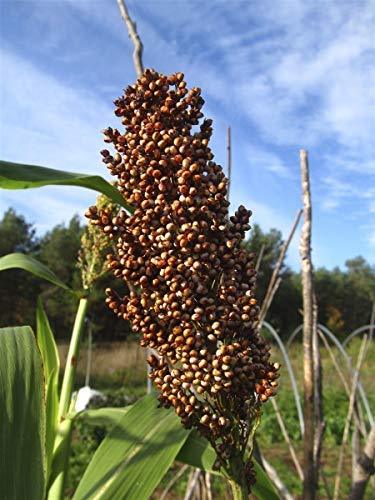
[0,326,46,500]
[36,298,60,481]
[0,160,133,212]
[177,430,280,500]
[0,252,73,292]
[78,407,129,428]
[36,297,60,382]
[73,395,190,500]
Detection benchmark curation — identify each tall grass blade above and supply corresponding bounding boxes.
[0,252,73,291]
[0,160,133,212]
[73,395,189,500]
[0,326,46,500]
[178,430,280,500]
[36,298,60,481]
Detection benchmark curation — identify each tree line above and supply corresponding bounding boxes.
[0,207,374,341]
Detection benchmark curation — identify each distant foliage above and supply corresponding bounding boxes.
[1,209,374,339]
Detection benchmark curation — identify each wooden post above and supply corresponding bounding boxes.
[299,149,317,499]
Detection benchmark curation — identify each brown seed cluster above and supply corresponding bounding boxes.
[86,69,279,490]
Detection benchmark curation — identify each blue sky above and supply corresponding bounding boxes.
[0,0,374,269]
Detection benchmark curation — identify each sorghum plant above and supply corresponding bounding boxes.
[78,194,116,290]
[86,69,279,496]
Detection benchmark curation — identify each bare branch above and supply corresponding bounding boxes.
[262,455,295,500]
[299,149,317,499]
[255,243,265,273]
[313,294,325,483]
[160,464,189,500]
[226,126,232,203]
[271,398,304,480]
[333,335,369,500]
[349,424,375,499]
[319,330,366,436]
[117,0,144,77]
[184,469,201,500]
[258,208,302,328]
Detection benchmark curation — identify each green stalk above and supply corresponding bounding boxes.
[48,297,88,500]
[229,479,249,500]
[227,453,249,500]
[58,297,89,419]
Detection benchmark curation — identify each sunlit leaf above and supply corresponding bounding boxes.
[178,430,279,500]
[73,395,189,500]
[36,298,60,481]
[0,326,46,500]
[0,252,73,291]
[0,160,133,213]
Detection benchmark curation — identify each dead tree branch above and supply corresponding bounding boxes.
[226,126,232,203]
[333,335,369,500]
[258,208,302,328]
[299,149,317,499]
[271,397,304,480]
[117,0,144,77]
[349,424,375,499]
[255,243,265,273]
[160,465,189,500]
[313,293,325,484]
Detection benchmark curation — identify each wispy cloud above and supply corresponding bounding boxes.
[1,0,374,267]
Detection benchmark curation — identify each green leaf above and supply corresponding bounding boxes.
[0,252,73,291]
[252,462,280,500]
[0,326,46,500]
[177,429,218,473]
[78,407,129,428]
[36,297,60,383]
[36,298,60,482]
[178,431,279,500]
[0,160,133,212]
[73,395,190,500]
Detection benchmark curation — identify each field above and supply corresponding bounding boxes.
[62,337,374,499]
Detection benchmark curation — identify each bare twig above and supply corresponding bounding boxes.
[299,149,317,499]
[204,472,212,500]
[312,294,325,485]
[258,209,302,328]
[271,398,304,480]
[319,331,366,437]
[184,469,201,500]
[226,126,232,203]
[349,424,375,499]
[262,455,295,500]
[255,243,265,273]
[117,0,144,77]
[333,335,369,500]
[160,465,189,500]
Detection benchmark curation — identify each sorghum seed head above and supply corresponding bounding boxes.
[86,69,279,493]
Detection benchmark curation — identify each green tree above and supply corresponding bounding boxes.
[38,215,84,339]
[0,208,40,326]
[244,224,301,337]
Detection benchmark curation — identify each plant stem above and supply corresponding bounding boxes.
[227,454,249,500]
[58,297,88,419]
[48,296,88,500]
[47,418,73,500]
[229,479,248,500]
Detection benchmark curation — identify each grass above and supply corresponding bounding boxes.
[62,337,374,499]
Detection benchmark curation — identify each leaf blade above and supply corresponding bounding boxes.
[36,298,60,482]
[177,431,279,500]
[0,160,133,212]
[73,395,190,500]
[0,252,72,291]
[0,326,46,500]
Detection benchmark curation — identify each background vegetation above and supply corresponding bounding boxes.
[1,207,374,342]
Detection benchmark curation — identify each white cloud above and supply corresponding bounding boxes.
[0,47,114,230]
[244,145,293,179]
